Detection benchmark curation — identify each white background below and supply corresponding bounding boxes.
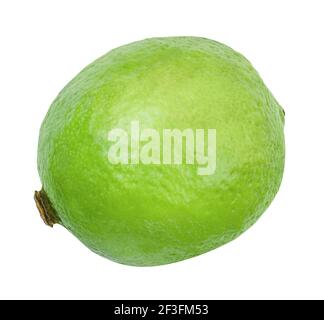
[0,0,323,300]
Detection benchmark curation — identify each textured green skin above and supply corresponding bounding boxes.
[38,37,285,266]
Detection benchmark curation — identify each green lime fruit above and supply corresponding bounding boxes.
[35,37,285,266]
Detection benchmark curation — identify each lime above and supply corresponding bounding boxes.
[35,37,285,266]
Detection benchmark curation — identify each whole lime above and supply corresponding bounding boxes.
[35,37,285,266]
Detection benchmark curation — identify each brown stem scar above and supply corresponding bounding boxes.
[34,189,59,227]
